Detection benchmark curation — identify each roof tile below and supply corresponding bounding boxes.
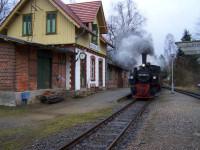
[67,1,102,23]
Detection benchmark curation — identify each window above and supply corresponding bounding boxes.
[22,14,32,36]
[91,56,96,81]
[91,24,98,45]
[46,12,57,34]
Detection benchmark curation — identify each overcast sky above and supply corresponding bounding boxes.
[63,0,200,55]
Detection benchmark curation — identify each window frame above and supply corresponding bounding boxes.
[91,24,98,45]
[46,11,57,35]
[90,56,96,81]
[22,14,32,36]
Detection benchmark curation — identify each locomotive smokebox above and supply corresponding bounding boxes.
[142,53,147,65]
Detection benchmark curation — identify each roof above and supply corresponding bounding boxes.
[52,0,107,34]
[175,40,200,55]
[100,35,114,48]
[176,40,200,44]
[0,0,109,44]
[51,0,98,35]
[52,0,82,27]
[67,1,102,23]
[107,59,129,71]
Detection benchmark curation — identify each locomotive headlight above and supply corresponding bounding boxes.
[153,76,157,79]
[129,76,134,79]
[142,64,145,67]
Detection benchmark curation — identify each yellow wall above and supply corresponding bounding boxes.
[76,29,90,48]
[4,0,107,55]
[6,0,75,44]
[100,41,107,55]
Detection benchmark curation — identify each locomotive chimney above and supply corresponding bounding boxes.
[142,53,147,64]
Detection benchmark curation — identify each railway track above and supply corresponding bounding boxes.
[163,87,200,99]
[59,100,150,150]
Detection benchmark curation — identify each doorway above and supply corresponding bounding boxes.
[80,58,87,88]
[37,51,52,89]
[99,60,103,87]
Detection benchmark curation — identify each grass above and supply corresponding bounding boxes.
[0,106,28,117]
[0,107,113,150]
[40,107,113,136]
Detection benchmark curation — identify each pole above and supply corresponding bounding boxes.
[171,55,174,93]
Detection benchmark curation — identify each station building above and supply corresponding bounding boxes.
[106,61,129,89]
[176,40,200,64]
[176,41,200,55]
[0,0,113,106]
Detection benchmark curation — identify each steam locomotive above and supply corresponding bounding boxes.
[129,53,161,99]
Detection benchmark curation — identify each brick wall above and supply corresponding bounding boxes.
[0,42,15,91]
[15,45,29,92]
[0,41,69,92]
[15,46,38,92]
[29,48,37,90]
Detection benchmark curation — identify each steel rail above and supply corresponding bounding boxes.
[163,86,200,99]
[106,101,150,150]
[59,100,136,150]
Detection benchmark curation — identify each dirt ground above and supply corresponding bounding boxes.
[127,90,200,150]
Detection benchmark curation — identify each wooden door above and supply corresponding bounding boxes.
[37,51,52,89]
[99,60,103,87]
[118,71,123,88]
[37,57,52,89]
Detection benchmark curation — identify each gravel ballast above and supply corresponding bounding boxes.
[115,90,200,150]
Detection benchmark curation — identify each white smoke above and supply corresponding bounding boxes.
[113,34,155,69]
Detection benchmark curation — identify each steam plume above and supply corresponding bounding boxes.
[113,34,155,69]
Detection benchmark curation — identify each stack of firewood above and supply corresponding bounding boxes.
[38,91,65,104]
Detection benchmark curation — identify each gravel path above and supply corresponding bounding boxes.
[23,121,101,150]
[115,90,200,150]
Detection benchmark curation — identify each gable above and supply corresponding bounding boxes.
[2,0,76,44]
[96,6,107,34]
[0,0,80,33]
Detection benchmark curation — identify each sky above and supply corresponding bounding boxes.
[63,0,200,55]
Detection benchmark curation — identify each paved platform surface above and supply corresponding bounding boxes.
[127,90,200,150]
[0,88,130,129]
[31,88,130,115]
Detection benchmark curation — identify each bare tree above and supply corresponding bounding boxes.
[0,0,17,23]
[107,0,146,48]
[164,33,177,64]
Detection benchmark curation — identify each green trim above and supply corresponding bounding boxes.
[46,11,57,35]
